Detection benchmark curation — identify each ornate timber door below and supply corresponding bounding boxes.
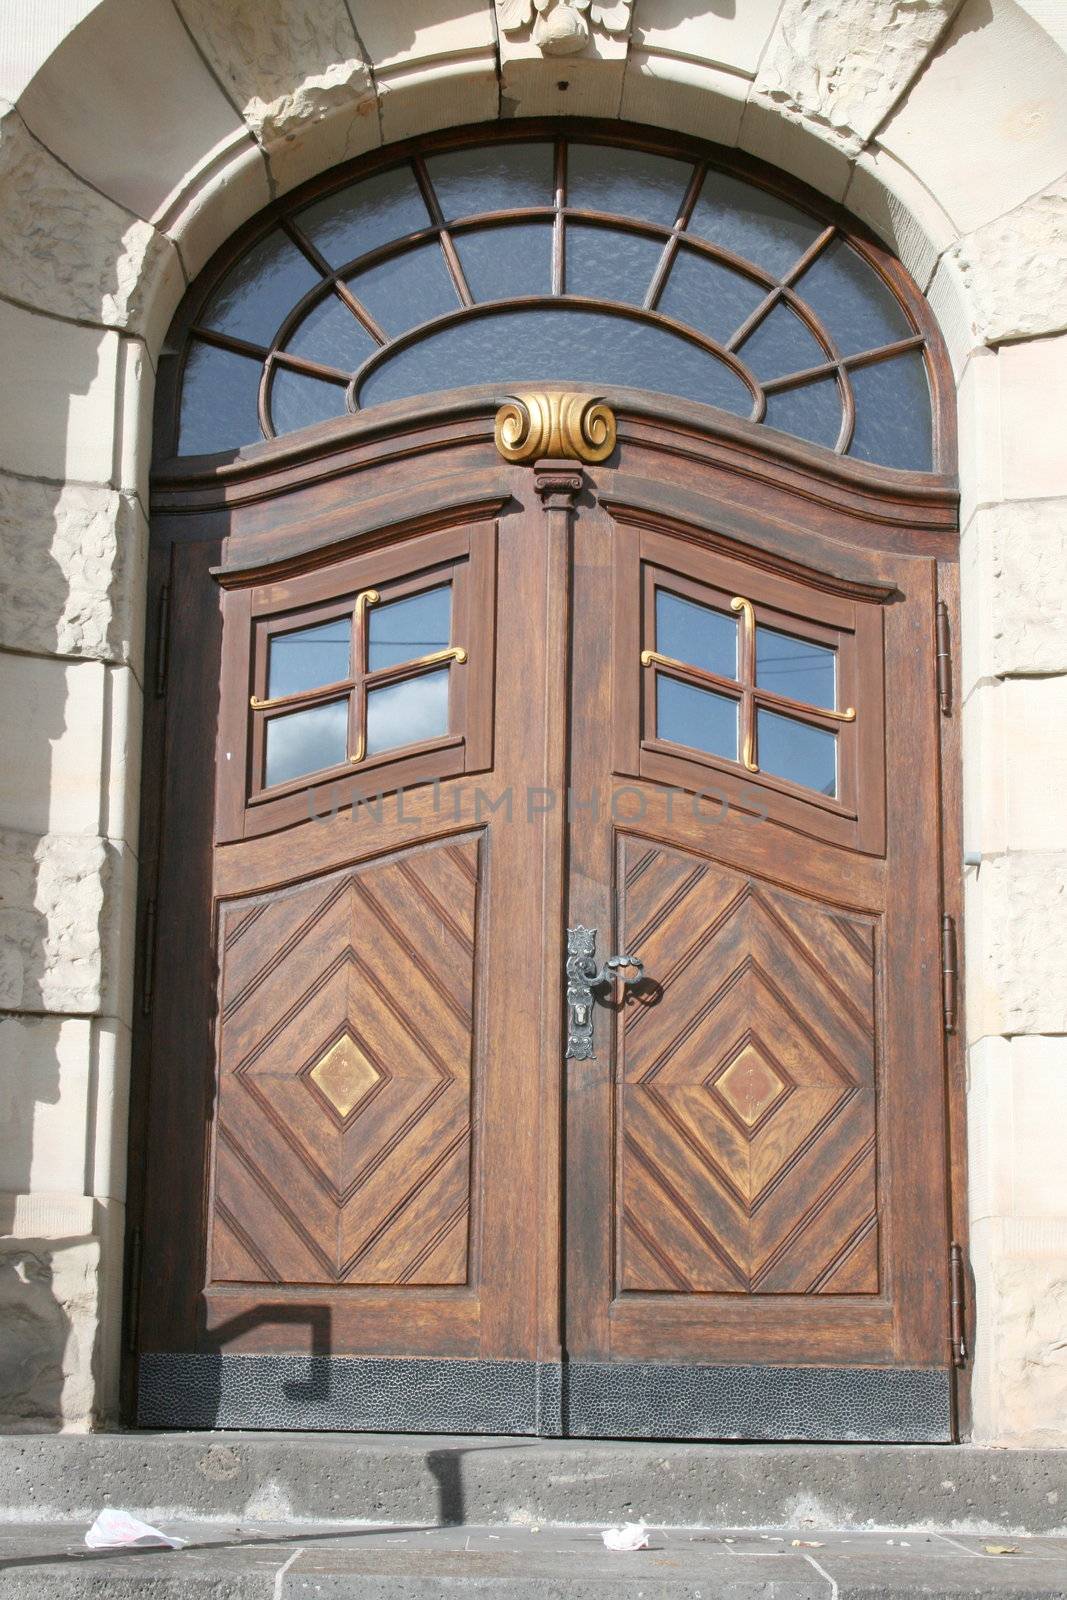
[561,453,958,1442]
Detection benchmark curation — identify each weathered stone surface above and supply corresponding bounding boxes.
[0,101,182,338]
[752,0,959,156]
[950,174,1067,343]
[965,851,1067,1040]
[0,831,116,1016]
[0,476,145,666]
[961,499,1067,688]
[174,0,375,153]
[971,1216,1067,1449]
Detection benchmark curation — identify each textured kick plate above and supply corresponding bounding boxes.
[565,1361,953,1443]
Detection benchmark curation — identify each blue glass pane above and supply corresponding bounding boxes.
[358,307,754,416]
[847,353,933,472]
[738,301,826,381]
[270,368,348,435]
[348,242,459,337]
[268,618,351,699]
[795,238,914,357]
[687,170,822,280]
[656,675,738,761]
[202,232,321,350]
[657,590,737,679]
[179,341,262,455]
[366,668,449,757]
[265,698,348,787]
[425,142,553,219]
[757,709,836,797]
[658,245,766,346]
[567,143,691,228]
[283,292,378,370]
[296,166,430,269]
[454,223,553,301]
[756,626,835,710]
[565,222,664,306]
[368,586,451,672]
[763,378,841,451]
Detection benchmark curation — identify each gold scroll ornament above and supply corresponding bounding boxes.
[494,391,616,464]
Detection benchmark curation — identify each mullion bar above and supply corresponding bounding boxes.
[552,139,566,296]
[761,334,927,394]
[725,224,837,355]
[412,155,474,308]
[645,160,706,312]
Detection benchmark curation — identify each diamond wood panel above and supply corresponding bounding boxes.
[618,840,878,1296]
[210,836,480,1288]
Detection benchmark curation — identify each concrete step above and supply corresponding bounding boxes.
[1,1522,1066,1599]
[1,1435,1064,1536]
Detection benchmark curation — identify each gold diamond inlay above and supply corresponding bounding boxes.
[308,1032,381,1120]
[714,1044,787,1128]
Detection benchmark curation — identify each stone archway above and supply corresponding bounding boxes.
[0,0,1065,1443]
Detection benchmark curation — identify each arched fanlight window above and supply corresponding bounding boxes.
[166,126,949,473]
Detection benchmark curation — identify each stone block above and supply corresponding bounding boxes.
[949,174,1067,345]
[878,0,1067,234]
[737,96,853,203]
[17,0,247,225]
[753,0,958,158]
[0,1017,92,1197]
[844,144,958,297]
[956,340,1067,527]
[960,499,1067,687]
[0,656,105,837]
[632,0,781,78]
[156,132,272,285]
[964,850,1067,1040]
[501,54,625,121]
[103,666,142,854]
[0,304,118,484]
[963,678,1067,855]
[620,52,747,148]
[0,1,101,104]
[358,0,495,74]
[0,102,184,346]
[0,477,145,668]
[115,336,155,511]
[968,1036,1067,1224]
[969,1215,1067,1447]
[89,1019,131,1206]
[377,55,499,144]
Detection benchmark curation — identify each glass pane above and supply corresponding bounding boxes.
[368,586,451,672]
[738,301,826,381]
[270,369,348,435]
[366,667,449,757]
[656,675,738,761]
[565,222,664,306]
[268,617,351,699]
[847,352,933,472]
[763,378,841,451]
[454,222,553,301]
[657,590,737,679]
[358,306,754,416]
[795,238,914,357]
[567,143,691,228]
[756,626,835,710]
[284,292,378,370]
[348,242,459,338]
[265,698,348,787]
[757,709,837,796]
[425,142,553,219]
[687,170,822,280]
[179,340,262,455]
[201,229,321,348]
[296,166,431,270]
[658,246,766,346]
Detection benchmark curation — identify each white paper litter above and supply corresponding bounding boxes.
[85,1510,187,1550]
[602,1520,651,1552]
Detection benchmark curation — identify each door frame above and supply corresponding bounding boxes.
[125,385,968,1435]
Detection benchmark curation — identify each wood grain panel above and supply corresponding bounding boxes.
[210,834,480,1288]
[617,838,878,1297]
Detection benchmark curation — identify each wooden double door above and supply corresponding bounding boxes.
[133,415,960,1440]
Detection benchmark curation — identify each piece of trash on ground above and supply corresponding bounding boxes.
[984,1544,1020,1555]
[85,1510,187,1550]
[602,1520,651,1552]
[791,1538,825,1548]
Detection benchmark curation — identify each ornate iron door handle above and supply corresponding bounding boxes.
[565,926,644,1061]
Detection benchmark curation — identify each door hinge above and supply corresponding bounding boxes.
[154,583,171,698]
[941,913,958,1034]
[140,895,157,1017]
[950,1241,967,1367]
[935,600,952,716]
[125,1225,143,1354]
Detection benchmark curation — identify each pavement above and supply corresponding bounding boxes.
[0,1520,1065,1598]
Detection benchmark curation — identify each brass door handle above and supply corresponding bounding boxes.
[565,927,644,1061]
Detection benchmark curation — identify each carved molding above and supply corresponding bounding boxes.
[495,0,633,57]
[495,391,617,464]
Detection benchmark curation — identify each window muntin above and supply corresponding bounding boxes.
[172,132,940,473]
[642,576,855,800]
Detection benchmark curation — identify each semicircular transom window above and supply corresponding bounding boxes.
[173,132,941,472]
